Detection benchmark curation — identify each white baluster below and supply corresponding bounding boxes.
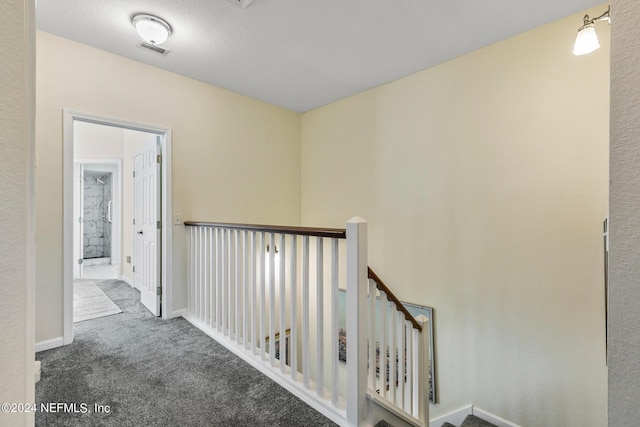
[216,228,222,332]
[251,231,257,354]
[331,238,339,406]
[368,280,377,391]
[404,320,413,414]
[187,227,193,316]
[316,237,324,396]
[243,230,249,348]
[235,229,240,342]
[412,327,419,419]
[269,233,276,367]
[380,291,388,399]
[290,235,298,381]
[209,228,215,327]
[203,227,209,324]
[259,232,266,361]
[396,311,404,409]
[195,227,201,320]
[228,229,235,338]
[279,233,286,372]
[302,235,310,389]
[389,302,397,404]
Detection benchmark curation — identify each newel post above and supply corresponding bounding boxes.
[346,217,368,427]
[415,314,430,424]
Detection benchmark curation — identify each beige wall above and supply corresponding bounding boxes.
[35,31,301,343]
[301,7,609,426]
[609,0,640,425]
[0,0,36,425]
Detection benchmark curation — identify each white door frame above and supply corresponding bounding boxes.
[63,110,173,345]
[74,159,123,279]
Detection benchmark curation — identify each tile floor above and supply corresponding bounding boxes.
[81,264,119,280]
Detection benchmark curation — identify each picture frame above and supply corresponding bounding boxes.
[265,329,290,365]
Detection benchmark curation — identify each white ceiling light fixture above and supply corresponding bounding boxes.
[132,14,172,45]
[573,6,610,56]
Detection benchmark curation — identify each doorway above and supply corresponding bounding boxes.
[74,160,122,281]
[63,110,173,346]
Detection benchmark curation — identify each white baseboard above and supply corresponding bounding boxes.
[472,407,520,427]
[429,406,472,427]
[429,406,519,427]
[35,361,41,383]
[167,308,186,319]
[35,336,64,353]
[119,275,133,287]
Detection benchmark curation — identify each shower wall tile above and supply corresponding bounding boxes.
[83,172,112,259]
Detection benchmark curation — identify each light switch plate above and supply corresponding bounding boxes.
[173,214,183,226]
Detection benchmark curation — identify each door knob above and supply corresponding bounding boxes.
[137,230,144,235]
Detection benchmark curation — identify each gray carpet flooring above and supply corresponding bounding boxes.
[36,279,338,427]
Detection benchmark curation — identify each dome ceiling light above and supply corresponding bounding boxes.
[132,14,172,45]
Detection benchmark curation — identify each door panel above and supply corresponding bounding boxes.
[133,139,161,316]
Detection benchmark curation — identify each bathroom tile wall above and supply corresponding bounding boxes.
[83,171,111,259]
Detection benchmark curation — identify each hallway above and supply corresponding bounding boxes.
[36,280,336,426]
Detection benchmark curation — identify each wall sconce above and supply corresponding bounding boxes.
[132,14,172,45]
[573,6,610,56]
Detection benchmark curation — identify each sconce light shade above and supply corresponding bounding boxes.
[132,14,172,45]
[573,24,599,56]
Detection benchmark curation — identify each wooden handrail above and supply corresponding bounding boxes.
[368,267,422,332]
[184,221,346,239]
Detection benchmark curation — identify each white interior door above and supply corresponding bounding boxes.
[133,138,161,316]
[74,162,84,279]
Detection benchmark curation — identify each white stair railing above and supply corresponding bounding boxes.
[366,268,429,425]
[184,218,429,427]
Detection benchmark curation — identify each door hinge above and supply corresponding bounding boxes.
[157,154,162,164]
[133,218,135,225]
[132,266,135,273]
[156,287,162,296]
[133,171,136,178]
[157,220,161,229]
[78,258,83,265]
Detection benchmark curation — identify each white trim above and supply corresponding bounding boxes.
[35,336,65,353]
[119,275,134,287]
[472,407,520,427]
[182,313,347,427]
[427,406,520,427]
[429,406,472,427]
[63,110,173,348]
[63,111,74,345]
[167,308,187,319]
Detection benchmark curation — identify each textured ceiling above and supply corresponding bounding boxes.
[36,0,604,112]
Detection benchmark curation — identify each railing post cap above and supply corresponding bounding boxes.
[347,217,367,224]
